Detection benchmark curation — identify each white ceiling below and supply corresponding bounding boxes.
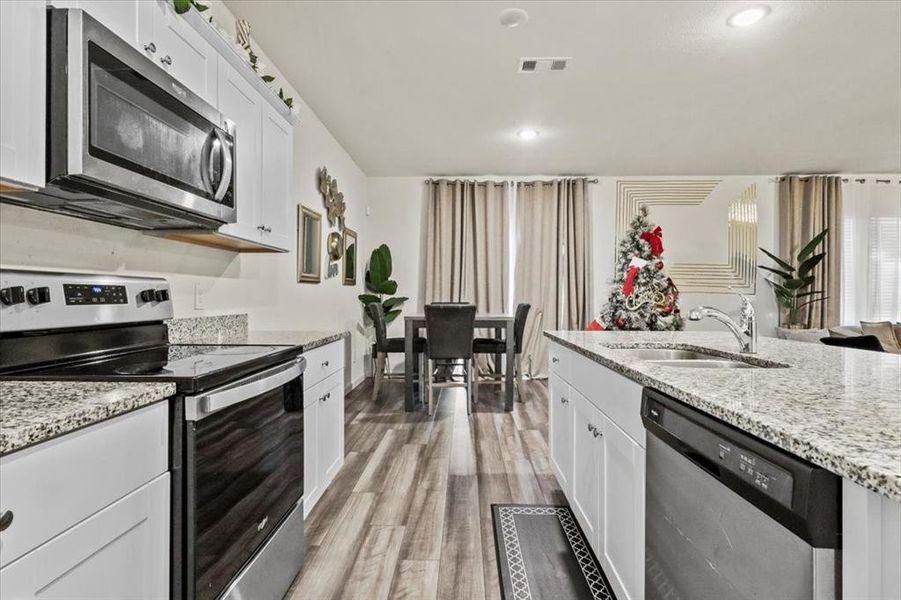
[224,0,901,176]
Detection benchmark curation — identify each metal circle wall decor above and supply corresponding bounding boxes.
[318,167,346,230]
[326,231,344,261]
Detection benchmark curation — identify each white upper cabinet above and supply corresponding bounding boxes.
[217,56,263,243]
[51,1,139,47]
[0,0,45,190]
[138,0,218,106]
[259,103,294,251]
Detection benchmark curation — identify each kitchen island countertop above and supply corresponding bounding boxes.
[544,330,901,501]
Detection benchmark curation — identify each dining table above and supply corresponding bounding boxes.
[404,313,515,412]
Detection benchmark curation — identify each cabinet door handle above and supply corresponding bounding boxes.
[0,510,13,532]
[320,392,331,402]
[322,360,329,368]
[551,357,560,363]
[144,42,157,53]
[587,423,595,433]
[593,427,603,439]
[560,397,568,404]
[160,55,173,66]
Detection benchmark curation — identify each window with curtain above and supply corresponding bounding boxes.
[423,178,592,378]
[841,181,901,324]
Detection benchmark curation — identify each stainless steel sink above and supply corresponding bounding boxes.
[644,359,758,369]
[629,348,759,368]
[602,344,789,369]
[629,349,726,361]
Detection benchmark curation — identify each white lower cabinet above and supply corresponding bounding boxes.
[571,388,602,546]
[0,474,170,600]
[549,342,645,600]
[548,372,573,497]
[303,341,346,517]
[600,413,645,600]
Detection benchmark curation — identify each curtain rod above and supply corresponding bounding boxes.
[769,176,901,184]
[423,177,599,184]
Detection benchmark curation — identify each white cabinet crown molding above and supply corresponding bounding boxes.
[179,8,299,127]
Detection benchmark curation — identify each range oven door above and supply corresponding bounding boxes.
[45,9,236,228]
[184,358,305,600]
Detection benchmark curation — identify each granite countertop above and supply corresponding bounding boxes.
[166,313,345,351]
[0,381,175,456]
[544,330,901,501]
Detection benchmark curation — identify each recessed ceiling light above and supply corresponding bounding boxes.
[499,8,529,28]
[517,129,539,140]
[727,5,771,27]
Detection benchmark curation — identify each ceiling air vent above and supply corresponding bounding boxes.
[518,57,570,73]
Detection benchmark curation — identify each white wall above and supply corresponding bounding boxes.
[367,175,781,337]
[0,1,371,388]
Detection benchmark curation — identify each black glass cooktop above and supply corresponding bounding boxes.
[2,344,302,393]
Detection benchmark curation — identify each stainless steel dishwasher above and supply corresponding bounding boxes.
[641,388,840,600]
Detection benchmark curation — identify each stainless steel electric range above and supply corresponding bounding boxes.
[0,270,306,600]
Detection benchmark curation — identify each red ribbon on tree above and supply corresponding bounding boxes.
[641,226,664,257]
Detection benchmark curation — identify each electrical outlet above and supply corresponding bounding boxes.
[194,283,205,310]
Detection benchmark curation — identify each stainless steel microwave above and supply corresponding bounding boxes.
[1,9,236,230]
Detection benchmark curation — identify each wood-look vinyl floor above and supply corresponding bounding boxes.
[287,377,563,600]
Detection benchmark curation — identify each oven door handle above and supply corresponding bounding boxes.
[185,357,305,421]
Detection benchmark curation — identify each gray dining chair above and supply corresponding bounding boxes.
[367,303,426,402]
[472,303,531,400]
[423,303,477,415]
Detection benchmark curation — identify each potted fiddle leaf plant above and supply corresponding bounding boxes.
[758,228,829,335]
[358,244,408,323]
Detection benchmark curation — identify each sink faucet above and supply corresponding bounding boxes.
[688,292,757,354]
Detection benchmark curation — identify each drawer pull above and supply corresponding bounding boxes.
[551,357,560,363]
[560,396,568,404]
[322,360,330,368]
[0,510,13,532]
[144,42,157,53]
[587,423,595,433]
[320,392,331,402]
[160,55,173,66]
[593,428,603,439]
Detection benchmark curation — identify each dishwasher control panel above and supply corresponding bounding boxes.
[717,442,794,506]
[645,397,794,507]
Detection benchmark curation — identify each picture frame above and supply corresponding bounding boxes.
[343,228,357,286]
[298,206,322,283]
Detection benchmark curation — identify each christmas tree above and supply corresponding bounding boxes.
[596,206,684,331]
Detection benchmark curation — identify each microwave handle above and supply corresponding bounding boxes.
[185,357,305,421]
[213,128,233,202]
[200,132,216,195]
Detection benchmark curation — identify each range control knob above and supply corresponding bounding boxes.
[0,286,25,306]
[154,289,170,302]
[26,287,51,305]
[139,289,156,302]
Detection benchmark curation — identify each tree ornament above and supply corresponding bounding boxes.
[656,260,664,270]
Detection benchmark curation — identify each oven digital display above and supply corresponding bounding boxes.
[63,284,128,305]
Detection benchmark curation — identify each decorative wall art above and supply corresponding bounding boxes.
[343,228,357,286]
[614,180,758,293]
[326,231,344,261]
[298,206,322,283]
[318,167,347,230]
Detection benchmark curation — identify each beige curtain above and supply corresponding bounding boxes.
[515,179,592,377]
[424,180,510,366]
[779,175,843,328]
